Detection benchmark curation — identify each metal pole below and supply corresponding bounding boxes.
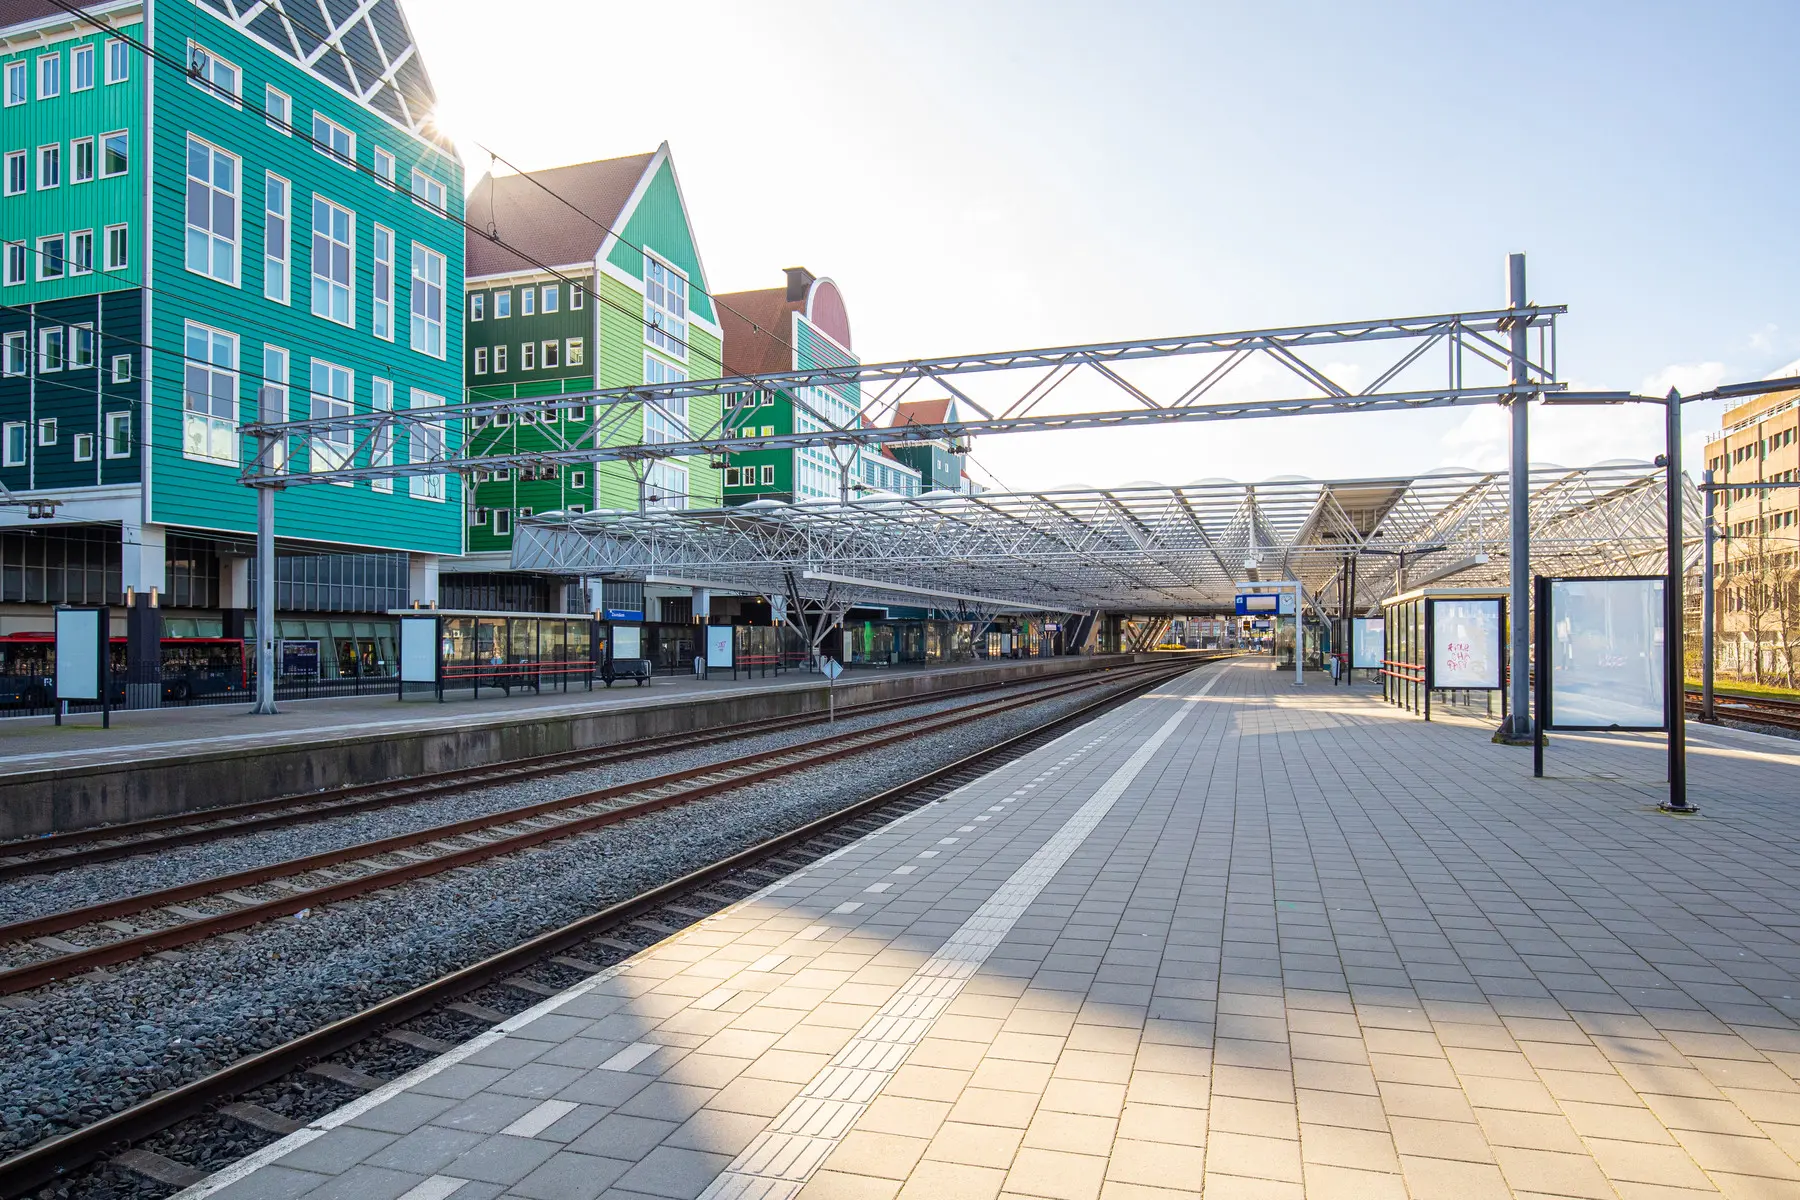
[1701,469,1717,722]
[251,386,279,716]
[1293,583,1302,685]
[1662,389,1692,812]
[1504,252,1533,740]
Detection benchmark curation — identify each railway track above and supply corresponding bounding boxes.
[0,655,1218,1198]
[1684,688,1800,733]
[0,663,1142,882]
[0,660,1195,994]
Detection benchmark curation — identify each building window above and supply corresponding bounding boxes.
[4,151,23,195]
[105,410,130,458]
[646,461,687,511]
[410,242,445,357]
[104,224,127,270]
[572,285,584,310]
[566,337,584,366]
[2,332,24,375]
[542,284,559,313]
[494,289,511,319]
[7,241,27,285]
[374,147,395,188]
[38,52,60,99]
[4,62,24,106]
[643,356,687,443]
[260,345,289,468]
[70,230,92,275]
[571,470,586,489]
[310,196,353,325]
[521,287,535,316]
[473,347,488,375]
[105,39,127,84]
[493,345,507,373]
[183,321,239,463]
[264,173,290,303]
[411,169,445,214]
[71,136,94,183]
[265,85,290,133]
[74,432,93,462]
[70,323,93,367]
[37,418,56,446]
[493,509,512,536]
[3,423,24,467]
[312,113,354,167]
[644,253,688,360]
[100,130,128,178]
[373,224,395,340]
[762,464,774,486]
[408,389,447,500]
[371,377,393,493]
[469,506,487,527]
[37,143,59,189]
[521,342,535,371]
[470,293,484,321]
[542,340,560,370]
[37,234,65,280]
[185,135,239,284]
[725,467,739,487]
[309,359,353,471]
[187,43,239,105]
[71,43,93,91]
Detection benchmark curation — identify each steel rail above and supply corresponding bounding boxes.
[0,664,1118,879]
[0,662,1195,991]
[0,656,1218,1199]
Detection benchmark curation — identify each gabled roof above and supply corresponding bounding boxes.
[893,398,953,427]
[716,287,797,377]
[466,152,657,278]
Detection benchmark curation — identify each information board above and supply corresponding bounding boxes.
[1547,578,1666,729]
[1429,599,1502,689]
[54,608,102,700]
[1235,593,1279,615]
[280,639,320,678]
[706,625,734,668]
[1351,618,1385,669]
[612,624,642,660]
[399,616,439,683]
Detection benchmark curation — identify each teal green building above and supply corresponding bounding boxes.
[0,0,462,678]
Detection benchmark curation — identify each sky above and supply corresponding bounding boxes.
[409,0,1800,491]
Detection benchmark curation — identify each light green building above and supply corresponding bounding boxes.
[0,0,463,681]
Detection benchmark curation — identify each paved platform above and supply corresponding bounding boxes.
[179,658,1800,1200]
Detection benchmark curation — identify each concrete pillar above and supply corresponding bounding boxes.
[409,554,440,608]
[120,521,165,709]
[221,553,250,640]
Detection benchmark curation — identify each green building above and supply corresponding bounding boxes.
[451,146,722,611]
[889,397,972,494]
[717,267,922,503]
[0,0,463,683]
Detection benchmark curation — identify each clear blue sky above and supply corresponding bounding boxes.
[414,0,1797,486]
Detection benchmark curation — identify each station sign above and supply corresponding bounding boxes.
[280,639,321,678]
[1234,591,1295,616]
[603,608,644,622]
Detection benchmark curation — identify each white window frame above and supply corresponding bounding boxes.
[646,461,687,511]
[409,242,446,358]
[469,506,487,527]
[264,173,290,304]
[572,285,584,310]
[4,242,25,286]
[372,224,395,341]
[566,336,584,367]
[761,464,775,486]
[371,377,393,493]
[494,290,511,319]
[37,417,56,446]
[520,342,535,371]
[264,85,290,134]
[470,293,484,321]
[105,39,127,85]
[2,422,25,467]
[70,229,92,275]
[182,320,239,464]
[71,43,93,92]
[643,355,688,443]
[521,287,535,316]
[3,151,23,196]
[104,410,130,458]
[69,322,93,368]
[2,331,24,375]
[4,61,25,107]
[310,194,354,326]
[37,142,59,190]
[71,135,94,183]
[492,508,512,536]
[261,345,289,469]
[104,223,127,270]
[184,134,240,285]
[493,345,507,373]
[373,147,395,189]
[571,470,586,490]
[473,347,488,375]
[186,42,240,107]
[36,233,65,281]
[541,340,560,370]
[37,51,60,100]
[311,112,355,168]
[99,132,127,179]
[643,251,689,361]
[542,284,559,313]
[308,358,353,472]
[408,389,447,501]
[74,432,94,462]
[410,168,445,214]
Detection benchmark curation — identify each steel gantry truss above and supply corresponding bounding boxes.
[236,304,1564,488]
[510,463,1695,615]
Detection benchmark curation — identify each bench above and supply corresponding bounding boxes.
[601,658,653,687]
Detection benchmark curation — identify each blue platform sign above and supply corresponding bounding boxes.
[603,608,644,622]
[1235,593,1280,616]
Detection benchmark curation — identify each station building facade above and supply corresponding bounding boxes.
[1703,387,1800,685]
[0,0,463,682]
[454,147,722,612]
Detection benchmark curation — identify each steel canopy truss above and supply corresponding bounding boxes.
[238,305,1564,488]
[510,463,1691,615]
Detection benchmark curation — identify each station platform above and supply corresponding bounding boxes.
[180,658,1800,1200]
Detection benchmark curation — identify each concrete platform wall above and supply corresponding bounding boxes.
[0,654,1168,841]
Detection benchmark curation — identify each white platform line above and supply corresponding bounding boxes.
[697,665,1229,1199]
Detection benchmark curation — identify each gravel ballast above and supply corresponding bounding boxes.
[0,674,1167,1161]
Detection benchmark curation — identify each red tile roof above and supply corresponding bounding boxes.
[893,398,952,427]
[465,153,656,278]
[716,287,800,377]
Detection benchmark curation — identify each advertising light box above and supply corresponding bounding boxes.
[612,625,642,660]
[706,625,734,669]
[1429,599,1502,690]
[1547,578,1666,729]
[399,616,439,683]
[1351,618,1385,669]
